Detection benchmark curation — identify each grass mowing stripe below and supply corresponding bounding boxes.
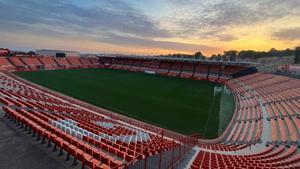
[15,68,222,138]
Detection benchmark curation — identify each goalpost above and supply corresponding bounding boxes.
[214,85,223,96]
[214,85,231,96]
[223,85,231,95]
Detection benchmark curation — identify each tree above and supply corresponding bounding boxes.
[194,51,205,60]
[238,50,257,59]
[224,50,238,61]
[27,51,36,56]
[268,48,277,53]
[210,54,217,60]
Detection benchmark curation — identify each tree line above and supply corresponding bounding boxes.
[159,48,296,61]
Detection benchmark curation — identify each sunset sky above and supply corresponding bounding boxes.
[0,0,299,56]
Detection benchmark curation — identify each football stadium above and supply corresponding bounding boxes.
[0,1,299,169]
[0,53,299,169]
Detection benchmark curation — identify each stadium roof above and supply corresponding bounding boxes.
[99,55,260,66]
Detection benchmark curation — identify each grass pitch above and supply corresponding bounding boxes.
[16,68,223,138]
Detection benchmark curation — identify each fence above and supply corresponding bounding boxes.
[125,131,196,169]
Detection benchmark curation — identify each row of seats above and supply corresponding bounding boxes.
[223,78,263,145]
[0,58,15,70]
[226,120,262,144]
[192,73,299,168]
[229,73,299,144]
[0,72,182,169]
[235,106,262,122]
[0,56,101,71]
[199,143,250,151]
[192,145,299,169]
[98,57,250,83]
[0,56,252,84]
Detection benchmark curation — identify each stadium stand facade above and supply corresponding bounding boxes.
[0,56,257,82]
[97,56,257,83]
[0,55,299,169]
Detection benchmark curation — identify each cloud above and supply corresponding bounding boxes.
[163,0,300,39]
[0,0,223,53]
[0,0,170,38]
[272,27,300,41]
[0,0,299,54]
[215,34,238,41]
[98,34,219,53]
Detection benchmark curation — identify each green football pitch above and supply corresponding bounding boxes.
[15,68,223,138]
